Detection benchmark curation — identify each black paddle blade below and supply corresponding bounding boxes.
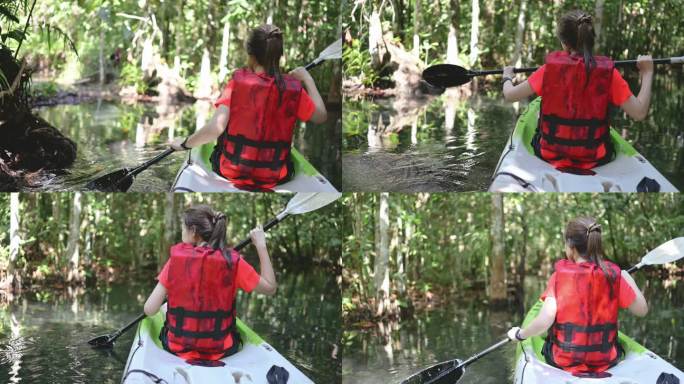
[401,359,464,384]
[422,64,472,88]
[87,334,114,349]
[84,168,134,192]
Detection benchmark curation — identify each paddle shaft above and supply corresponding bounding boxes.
[456,338,510,370]
[470,56,680,77]
[127,148,175,178]
[233,215,287,251]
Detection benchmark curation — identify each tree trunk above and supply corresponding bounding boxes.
[218,18,231,83]
[99,25,105,86]
[374,193,391,317]
[369,9,386,68]
[66,193,82,284]
[594,0,605,51]
[512,0,528,67]
[162,193,176,270]
[489,194,507,305]
[447,0,460,64]
[412,0,421,58]
[469,0,480,67]
[6,193,21,291]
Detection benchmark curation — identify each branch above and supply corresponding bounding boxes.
[0,60,26,100]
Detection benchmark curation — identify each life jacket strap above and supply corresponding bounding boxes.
[541,114,609,148]
[550,322,617,353]
[167,306,235,340]
[222,134,291,171]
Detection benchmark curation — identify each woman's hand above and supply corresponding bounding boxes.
[503,66,515,79]
[289,67,313,83]
[169,137,189,151]
[250,225,267,249]
[507,326,523,342]
[636,55,654,75]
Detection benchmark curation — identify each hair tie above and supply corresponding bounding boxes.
[214,212,226,222]
[587,223,601,235]
[267,28,282,39]
[577,14,592,25]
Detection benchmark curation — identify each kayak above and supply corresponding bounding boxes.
[489,97,678,192]
[121,305,315,384]
[171,143,338,193]
[514,300,684,384]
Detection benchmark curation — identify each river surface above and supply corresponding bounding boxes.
[0,270,340,383]
[30,100,341,191]
[343,74,684,192]
[342,274,684,383]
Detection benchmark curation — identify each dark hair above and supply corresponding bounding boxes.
[182,205,232,267]
[245,24,285,104]
[564,216,616,296]
[558,10,596,86]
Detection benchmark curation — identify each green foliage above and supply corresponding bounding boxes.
[343,193,684,307]
[11,193,343,285]
[119,62,147,94]
[343,39,379,87]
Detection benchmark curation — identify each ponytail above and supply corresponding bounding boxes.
[565,217,616,297]
[246,24,285,105]
[183,206,232,268]
[558,11,597,87]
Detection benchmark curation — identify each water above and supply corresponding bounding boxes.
[0,270,341,383]
[342,274,684,383]
[30,100,341,191]
[343,75,684,192]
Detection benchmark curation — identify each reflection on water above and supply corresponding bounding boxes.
[343,75,684,191]
[30,100,341,191]
[0,271,340,383]
[342,275,684,384]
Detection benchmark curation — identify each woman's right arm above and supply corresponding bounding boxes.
[249,226,278,296]
[622,270,648,317]
[619,55,653,121]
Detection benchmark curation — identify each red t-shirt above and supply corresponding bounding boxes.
[527,66,633,106]
[158,252,261,293]
[541,271,636,309]
[214,79,316,122]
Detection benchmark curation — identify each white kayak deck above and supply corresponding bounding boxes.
[490,98,678,192]
[122,306,315,384]
[172,144,337,193]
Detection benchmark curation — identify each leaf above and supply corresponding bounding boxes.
[0,5,19,23]
[2,29,26,44]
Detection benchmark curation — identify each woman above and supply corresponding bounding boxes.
[507,217,648,376]
[144,205,278,361]
[170,24,327,191]
[502,10,654,171]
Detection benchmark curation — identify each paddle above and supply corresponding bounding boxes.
[423,55,684,88]
[400,237,684,384]
[626,237,684,273]
[400,339,510,384]
[304,38,342,70]
[87,191,341,349]
[85,148,175,192]
[85,38,341,192]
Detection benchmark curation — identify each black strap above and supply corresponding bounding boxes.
[167,306,235,340]
[221,143,289,170]
[541,114,610,148]
[550,322,617,353]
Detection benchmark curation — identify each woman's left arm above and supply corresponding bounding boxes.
[502,66,535,103]
[144,282,168,316]
[170,105,230,150]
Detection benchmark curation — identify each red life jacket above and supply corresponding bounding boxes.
[163,243,240,361]
[546,259,621,375]
[214,68,303,191]
[538,51,615,170]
